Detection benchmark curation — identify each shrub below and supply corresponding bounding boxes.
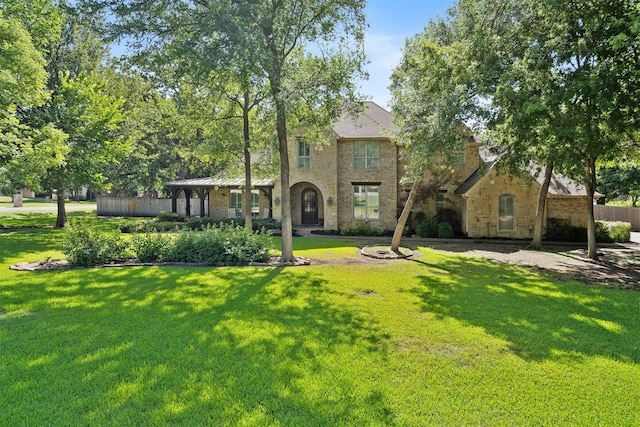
[596,220,631,243]
[435,208,462,236]
[413,211,426,225]
[130,233,172,262]
[62,224,130,266]
[438,222,455,238]
[415,218,438,238]
[159,224,274,264]
[340,222,385,237]
[156,211,187,222]
[546,218,587,242]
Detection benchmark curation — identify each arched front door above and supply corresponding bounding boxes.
[301,188,318,225]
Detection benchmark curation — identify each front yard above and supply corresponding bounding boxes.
[1,213,639,425]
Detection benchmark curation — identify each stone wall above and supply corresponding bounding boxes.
[463,169,539,239]
[547,197,589,228]
[208,188,271,219]
[336,139,398,231]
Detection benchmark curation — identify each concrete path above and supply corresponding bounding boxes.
[0,203,96,213]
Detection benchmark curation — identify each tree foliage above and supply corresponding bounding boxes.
[449,0,640,259]
[388,21,476,251]
[89,0,367,263]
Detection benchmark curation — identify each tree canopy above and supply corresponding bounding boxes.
[90,0,367,263]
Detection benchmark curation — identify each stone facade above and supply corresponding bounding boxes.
[177,102,593,239]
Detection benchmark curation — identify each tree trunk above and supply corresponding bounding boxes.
[275,96,295,263]
[529,160,553,250]
[585,156,598,260]
[242,91,253,232]
[55,190,67,228]
[391,176,423,252]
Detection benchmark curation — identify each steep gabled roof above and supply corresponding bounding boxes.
[331,101,396,139]
[455,150,603,198]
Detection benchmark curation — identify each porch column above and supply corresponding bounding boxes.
[171,188,181,213]
[184,188,192,217]
[197,188,207,218]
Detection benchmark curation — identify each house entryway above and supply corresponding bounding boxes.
[301,188,318,225]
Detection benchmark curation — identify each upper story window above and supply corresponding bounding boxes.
[298,138,310,169]
[436,190,446,212]
[353,141,379,169]
[498,194,515,231]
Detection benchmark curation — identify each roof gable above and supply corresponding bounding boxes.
[331,101,396,139]
[455,156,602,198]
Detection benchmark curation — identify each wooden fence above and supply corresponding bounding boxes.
[594,205,640,231]
[97,196,208,217]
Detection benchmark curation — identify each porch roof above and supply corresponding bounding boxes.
[165,177,275,189]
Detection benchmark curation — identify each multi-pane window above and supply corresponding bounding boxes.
[229,190,242,218]
[353,141,379,169]
[498,194,515,230]
[353,185,379,219]
[436,190,446,212]
[229,190,260,217]
[298,138,310,169]
[251,191,260,217]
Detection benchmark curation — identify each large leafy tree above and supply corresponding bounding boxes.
[389,21,478,252]
[451,0,640,259]
[89,0,367,263]
[16,4,127,227]
[0,1,66,192]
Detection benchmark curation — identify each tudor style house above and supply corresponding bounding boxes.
[166,101,598,239]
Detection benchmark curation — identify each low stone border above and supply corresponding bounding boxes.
[360,245,413,260]
[10,256,311,271]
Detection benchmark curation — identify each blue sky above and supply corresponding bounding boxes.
[363,0,455,108]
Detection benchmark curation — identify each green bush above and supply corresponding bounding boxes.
[120,217,281,234]
[438,222,455,238]
[156,211,187,222]
[340,222,385,237]
[546,218,587,242]
[435,208,462,236]
[132,224,274,264]
[596,220,631,243]
[415,218,438,238]
[413,211,426,225]
[130,233,171,262]
[62,224,130,266]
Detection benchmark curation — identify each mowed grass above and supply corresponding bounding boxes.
[1,214,640,425]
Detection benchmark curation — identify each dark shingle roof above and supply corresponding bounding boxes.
[331,101,396,138]
[455,155,603,198]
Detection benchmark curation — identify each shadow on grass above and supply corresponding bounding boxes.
[408,256,640,364]
[1,265,393,424]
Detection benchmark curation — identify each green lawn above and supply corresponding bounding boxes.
[1,213,639,425]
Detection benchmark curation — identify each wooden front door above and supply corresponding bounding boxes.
[301,188,318,225]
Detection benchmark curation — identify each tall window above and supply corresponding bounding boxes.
[353,141,379,169]
[251,191,260,217]
[498,194,515,231]
[353,185,379,219]
[298,138,310,169]
[230,190,260,217]
[229,190,242,218]
[436,190,446,212]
